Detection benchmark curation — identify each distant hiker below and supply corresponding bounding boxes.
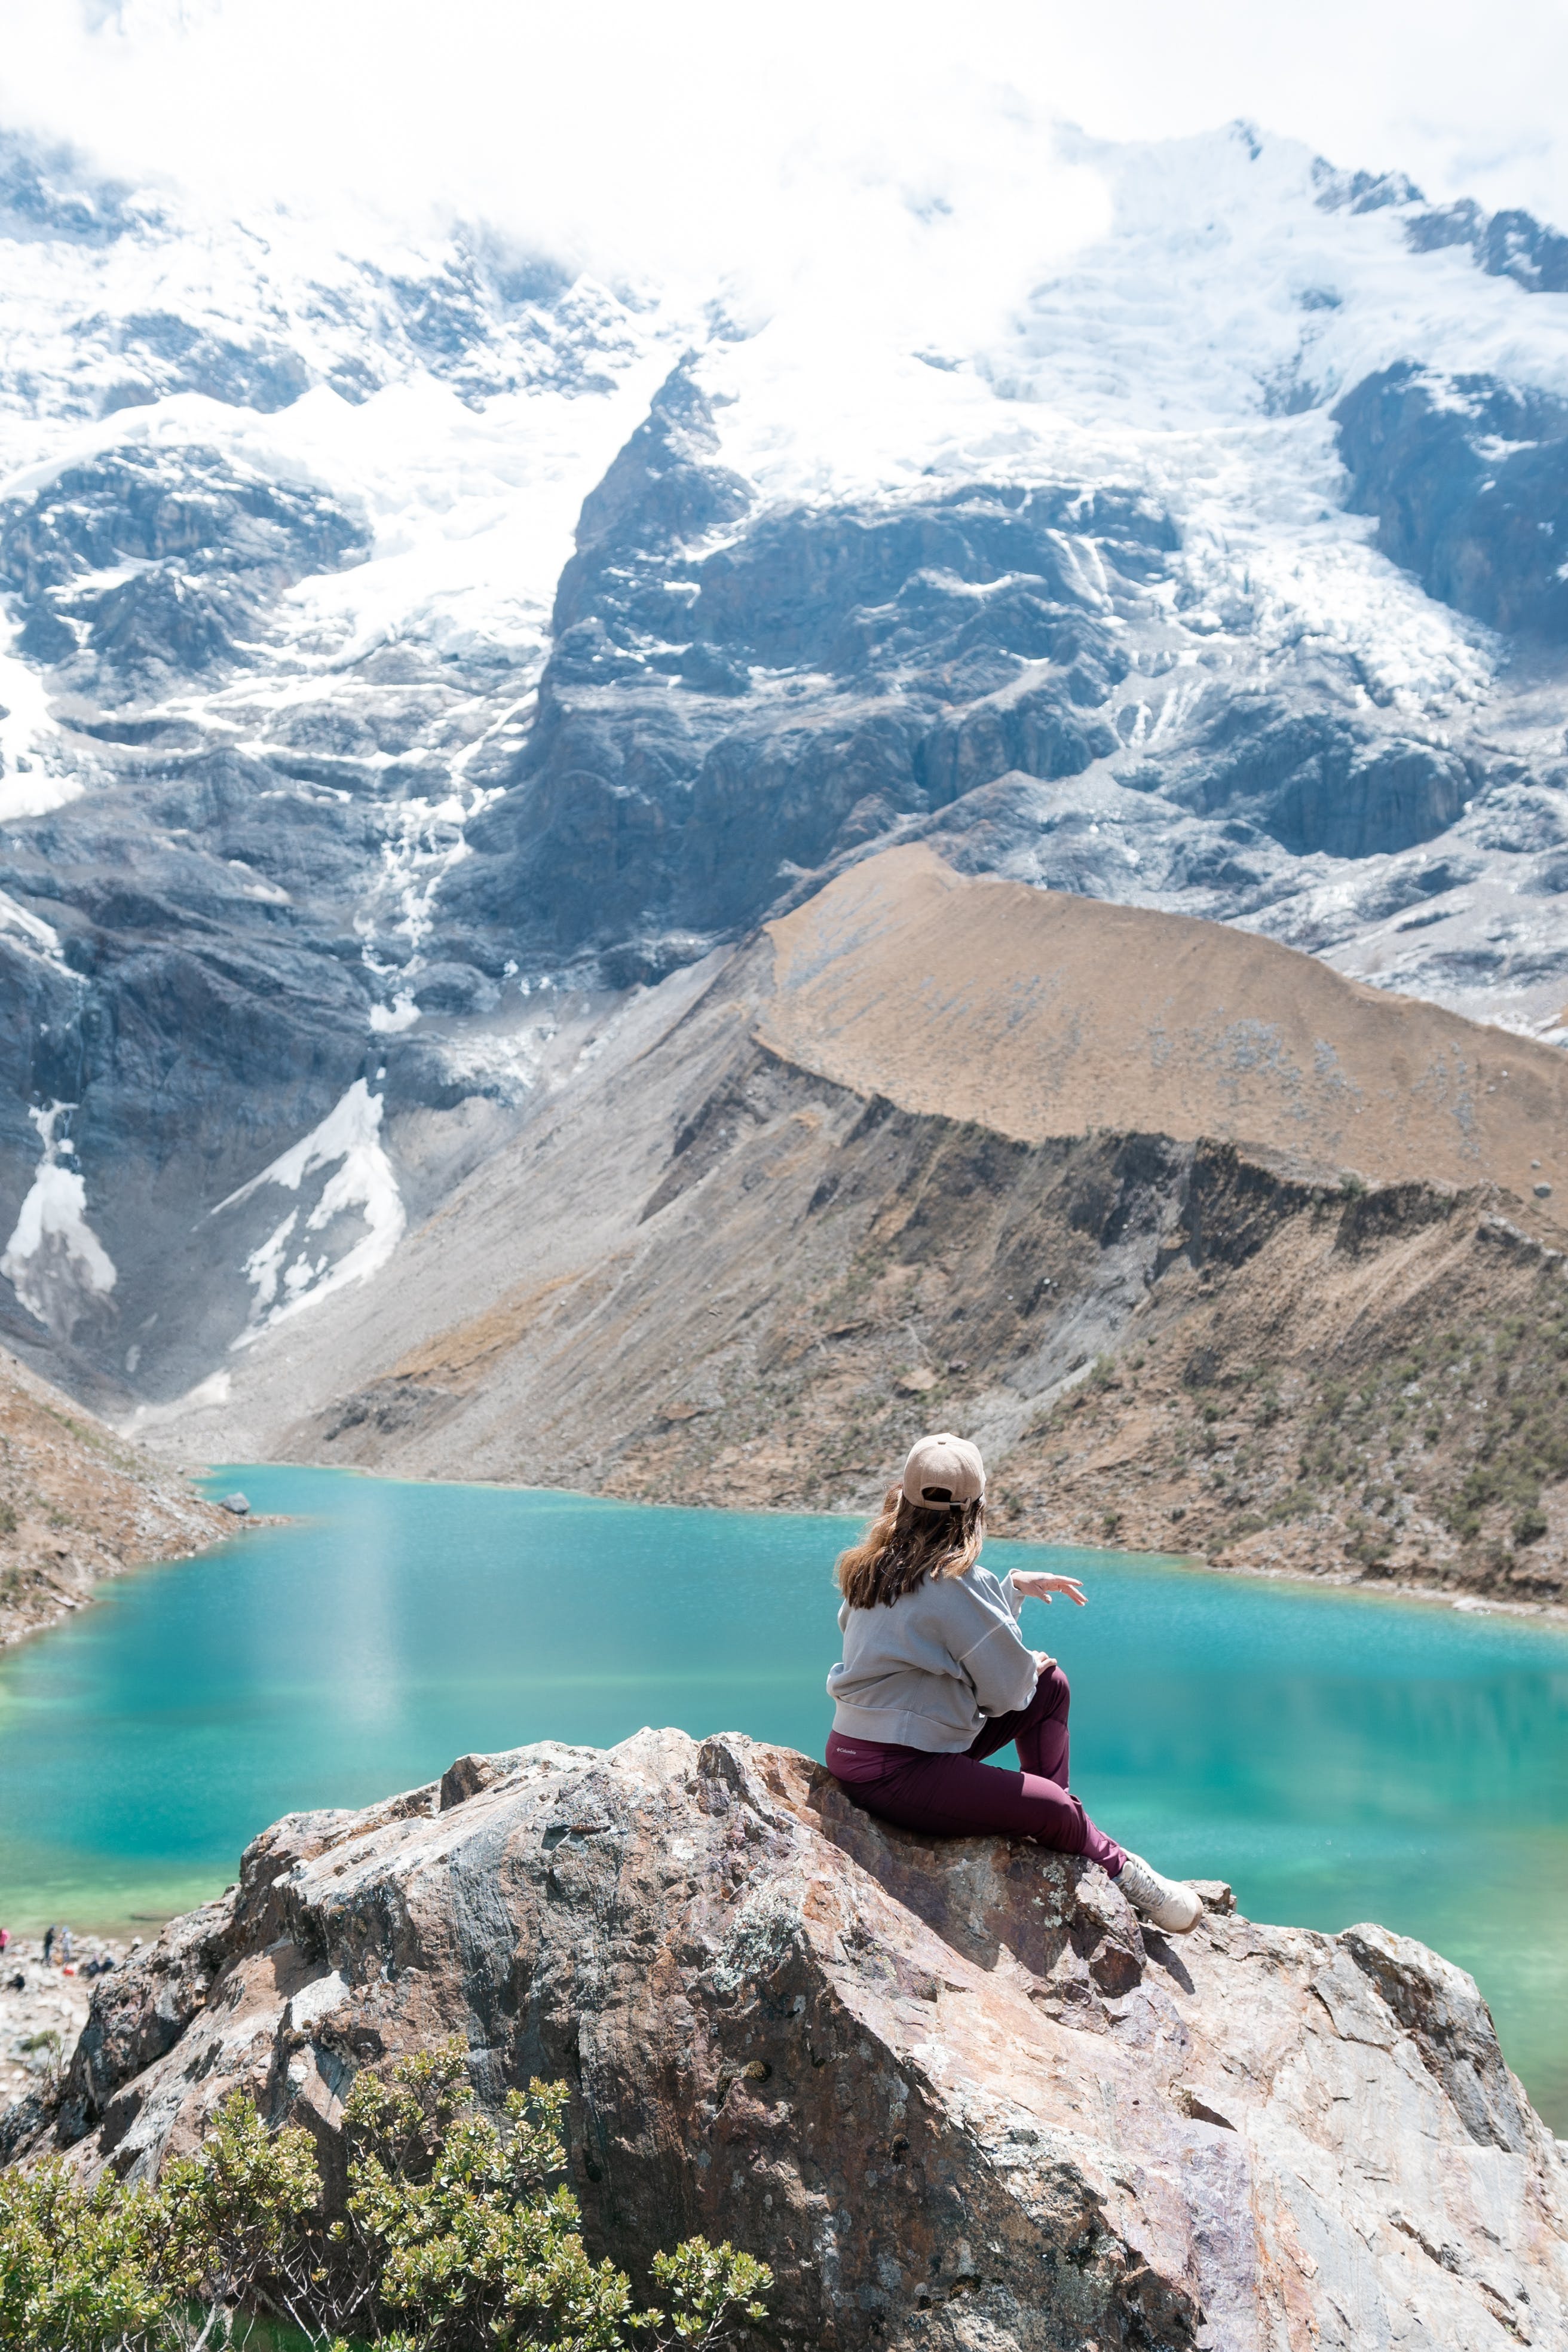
[59,1927,74,1964]
[41,1925,55,1965]
[825,1432,1203,1934]
[0,1927,8,1954]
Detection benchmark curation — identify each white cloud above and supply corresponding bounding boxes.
[0,2,1105,351]
[3,2,1566,253]
[2,5,1563,371]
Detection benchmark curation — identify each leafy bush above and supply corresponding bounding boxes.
[0,2041,769,2352]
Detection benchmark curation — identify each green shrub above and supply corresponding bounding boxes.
[0,2041,769,2352]
[1345,1513,1394,1569]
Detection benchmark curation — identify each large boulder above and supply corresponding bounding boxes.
[13,1731,1567,2351]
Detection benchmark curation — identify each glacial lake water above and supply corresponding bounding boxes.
[1,1463,1565,2132]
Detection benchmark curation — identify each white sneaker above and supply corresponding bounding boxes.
[1114,1851,1203,1935]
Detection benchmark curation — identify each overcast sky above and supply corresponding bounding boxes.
[1,1,1563,298]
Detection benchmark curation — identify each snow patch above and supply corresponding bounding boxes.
[0,1103,117,1334]
[0,888,68,968]
[0,630,76,823]
[215,1079,405,1341]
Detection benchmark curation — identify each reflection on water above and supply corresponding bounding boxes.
[0,1463,1563,2129]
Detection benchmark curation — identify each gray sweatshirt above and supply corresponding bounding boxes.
[826,1564,1037,1751]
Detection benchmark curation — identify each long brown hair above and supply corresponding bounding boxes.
[835,1484,986,1609]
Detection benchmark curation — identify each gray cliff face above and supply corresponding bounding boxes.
[451,365,1164,975]
[1335,366,1568,642]
[2,122,1568,1407]
[452,356,1527,981]
[11,1731,1566,2352]
[2,445,368,678]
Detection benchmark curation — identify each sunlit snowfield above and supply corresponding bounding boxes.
[1,1465,1564,2130]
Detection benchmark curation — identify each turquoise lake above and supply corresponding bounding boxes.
[1,1463,1565,2130]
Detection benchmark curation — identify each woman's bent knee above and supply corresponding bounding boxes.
[1036,1660,1070,1707]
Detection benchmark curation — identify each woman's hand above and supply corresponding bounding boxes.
[1010,1572,1088,1607]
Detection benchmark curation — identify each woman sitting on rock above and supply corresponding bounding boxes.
[825,1432,1201,1934]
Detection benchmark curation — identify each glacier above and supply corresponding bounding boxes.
[0,113,1566,1405]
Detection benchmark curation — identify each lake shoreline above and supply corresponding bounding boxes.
[203,1459,1568,1629]
[0,1511,297,1657]
[7,1453,1565,1671]
[0,1346,236,1655]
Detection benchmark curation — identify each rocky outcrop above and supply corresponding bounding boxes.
[1401,194,1568,297]
[16,1731,1566,2350]
[0,443,368,690]
[1335,366,1568,642]
[1156,696,1472,861]
[452,457,1163,975]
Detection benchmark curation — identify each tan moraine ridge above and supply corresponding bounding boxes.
[761,848,1568,1204]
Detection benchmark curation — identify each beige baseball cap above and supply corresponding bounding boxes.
[902,1432,985,1511]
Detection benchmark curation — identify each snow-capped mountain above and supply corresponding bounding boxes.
[2,116,1567,1408]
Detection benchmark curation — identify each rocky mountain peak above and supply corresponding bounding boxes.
[2,119,1568,1417]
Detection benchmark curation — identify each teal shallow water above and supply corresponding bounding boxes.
[1,1464,1565,2129]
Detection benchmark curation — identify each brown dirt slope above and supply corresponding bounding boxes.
[979,1171,1568,1603]
[0,1347,230,1646]
[761,844,1568,1217]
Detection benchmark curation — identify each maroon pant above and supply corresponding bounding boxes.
[825,1662,1125,1873]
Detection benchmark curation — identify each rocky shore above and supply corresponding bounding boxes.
[7,1730,1564,2350]
[0,1932,131,2112]
[0,1344,232,1649]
